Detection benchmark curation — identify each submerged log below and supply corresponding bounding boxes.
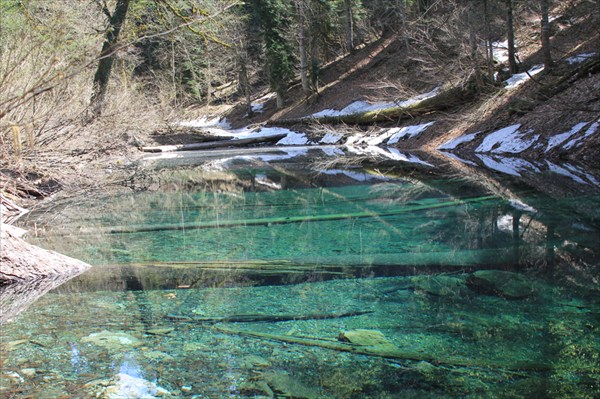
[215,326,552,371]
[141,134,287,153]
[97,195,495,234]
[165,310,372,324]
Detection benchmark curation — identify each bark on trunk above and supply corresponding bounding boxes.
[506,0,518,74]
[344,0,354,51]
[540,0,553,70]
[89,0,131,118]
[297,0,309,94]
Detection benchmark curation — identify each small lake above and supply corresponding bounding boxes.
[2,148,599,398]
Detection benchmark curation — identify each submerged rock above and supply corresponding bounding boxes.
[467,270,536,299]
[81,331,142,350]
[412,275,469,297]
[86,373,171,398]
[260,371,324,399]
[338,329,397,351]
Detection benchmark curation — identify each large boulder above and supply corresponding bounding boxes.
[466,270,536,299]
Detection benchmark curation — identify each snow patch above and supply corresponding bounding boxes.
[477,154,539,177]
[310,87,441,118]
[178,116,231,129]
[563,120,599,150]
[492,40,509,64]
[442,152,478,166]
[565,52,597,64]
[251,103,264,113]
[476,124,538,153]
[320,133,343,144]
[546,122,588,152]
[504,65,545,90]
[438,132,480,150]
[276,131,308,145]
[387,122,436,144]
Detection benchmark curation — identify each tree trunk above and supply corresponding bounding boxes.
[468,2,482,88]
[506,0,518,74]
[89,0,131,118]
[483,0,495,81]
[344,0,354,52]
[540,0,553,69]
[297,0,309,94]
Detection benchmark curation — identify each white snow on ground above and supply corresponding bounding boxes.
[546,122,588,152]
[345,146,434,166]
[178,116,231,129]
[504,65,545,90]
[320,133,343,144]
[566,52,597,64]
[476,124,538,153]
[476,154,539,177]
[387,122,436,144]
[310,87,441,118]
[547,161,588,185]
[563,120,599,150]
[438,132,481,150]
[492,40,509,63]
[276,131,308,145]
[320,169,389,182]
[251,103,264,113]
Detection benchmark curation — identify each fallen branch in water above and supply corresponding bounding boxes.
[165,310,373,324]
[215,325,553,372]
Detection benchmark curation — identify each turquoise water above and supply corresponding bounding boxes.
[2,152,599,398]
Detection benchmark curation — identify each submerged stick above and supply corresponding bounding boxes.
[215,325,553,372]
[165,310,373,324]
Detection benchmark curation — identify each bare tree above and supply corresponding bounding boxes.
[89,0,131,118]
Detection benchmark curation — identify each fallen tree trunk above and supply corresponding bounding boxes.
[539,55,600,98]
[215,325,552,371]
[277,81,479,126]
[165,309,372,324]
[1,224,91,285]
[141,133,287,153]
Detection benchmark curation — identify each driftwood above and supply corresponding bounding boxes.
[215,325,552,371]
[141,134,287,153]
[165,310,372,324]
[98,195,495,234]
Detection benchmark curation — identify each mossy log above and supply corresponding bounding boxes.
[277,82,478,126]
[165,310,372,323]
[215,325,552,371]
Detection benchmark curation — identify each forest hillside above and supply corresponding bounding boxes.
[1,0,599,209]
